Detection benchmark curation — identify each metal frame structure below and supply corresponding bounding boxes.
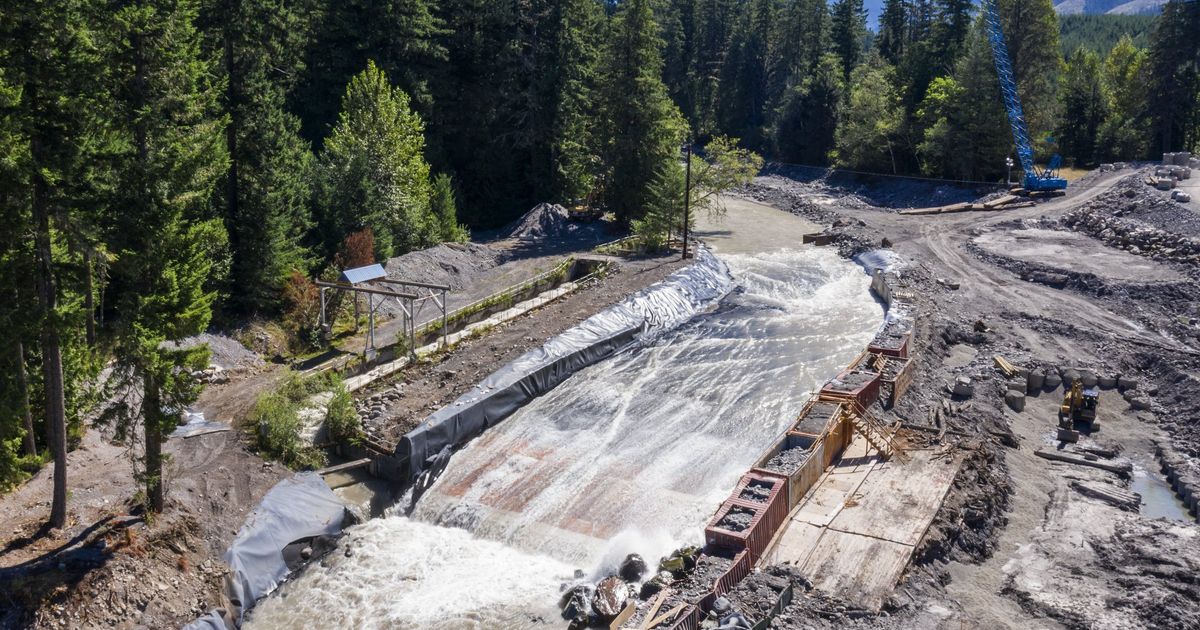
[316,265,450,361]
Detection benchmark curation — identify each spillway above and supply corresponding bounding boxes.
[248,209,884,629]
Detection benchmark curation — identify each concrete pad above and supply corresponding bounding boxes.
[762,520,824,567]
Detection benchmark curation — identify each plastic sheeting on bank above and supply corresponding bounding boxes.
[397,247,734,482]
[182,472,349,630]
[853,249,906,275]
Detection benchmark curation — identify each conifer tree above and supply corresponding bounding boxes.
[316,60,434,259]
[596,0,688,225]
[772,53,844,165]
[717,0,773,147]
[1057,48,1106,165]
[201,0,314,313]
[1146,0,1200,153]
[997,0,1062,144]
[0,0,107,527]
[878,0,910,64]
[830,0,868,81]
[101,0,228,513]
[430,173,467,243]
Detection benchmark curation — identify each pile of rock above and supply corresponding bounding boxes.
[559,553,649,628]
[355,383,404,442]
[1061,208,1200,266]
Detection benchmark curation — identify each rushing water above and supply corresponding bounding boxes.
[248,245,883,629]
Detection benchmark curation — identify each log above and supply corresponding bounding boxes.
[1035,449,1132,478]
[646,604,686,629]
[1070,480,1140,511]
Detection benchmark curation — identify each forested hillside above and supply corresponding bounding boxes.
[1059,13,1156,52]
[2,0,1200,508]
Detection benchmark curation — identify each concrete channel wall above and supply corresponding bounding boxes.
[644,257,916,630]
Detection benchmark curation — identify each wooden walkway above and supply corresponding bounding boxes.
[762,436,960,611]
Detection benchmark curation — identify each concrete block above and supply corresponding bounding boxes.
[1043,370,1062,390]
[953,376,974,397]
[1098,374,1118,389]
[1173,190,1192,203]
[1080,370,1098,388]
[1007,379,1026,392]
[1005,390,1026,412]
[1027,370,1045,391]
[1062,368,1080,385]
[1118,376,1139,391]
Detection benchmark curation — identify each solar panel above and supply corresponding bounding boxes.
[339,264,387,285]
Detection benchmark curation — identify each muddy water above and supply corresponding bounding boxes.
[247,201,884,629]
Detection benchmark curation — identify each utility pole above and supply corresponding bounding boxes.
[682,142,692,260]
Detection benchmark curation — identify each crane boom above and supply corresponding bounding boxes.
[981,0,1067,192]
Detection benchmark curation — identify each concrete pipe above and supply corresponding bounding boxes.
[1027,370,1045,392]
[1005,390,1026,412]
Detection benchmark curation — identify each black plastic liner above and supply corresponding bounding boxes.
[396,247,733,482]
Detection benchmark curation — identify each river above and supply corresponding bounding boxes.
[246,199,884,629]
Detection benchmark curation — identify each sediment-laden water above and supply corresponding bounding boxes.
[248,245,883,629]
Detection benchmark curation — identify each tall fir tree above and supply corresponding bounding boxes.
[830,0,868,81]
[996,0,1062,147]
[101,0,228,513]
[1146,0,1200,153]
[772,53,844,165]
[878,0,909,64]
[716,0,773,148]
[0,0,108,527]
[766,0,829,118]
[316,60,434,259]
[198,0,314,314]
[596,0,688,225]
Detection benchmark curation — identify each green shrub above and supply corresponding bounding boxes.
[325,383,361,444]
[249,372,330,470]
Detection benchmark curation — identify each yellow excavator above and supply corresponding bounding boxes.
[1057,379,1098,442]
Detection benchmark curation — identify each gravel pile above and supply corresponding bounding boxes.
[505,203,578,241]
[167,333,263,372]
[374,242,505,319]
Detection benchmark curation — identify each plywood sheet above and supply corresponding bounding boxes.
[799,529,912,611]
[829,449,960,546]
[762,521,825,567]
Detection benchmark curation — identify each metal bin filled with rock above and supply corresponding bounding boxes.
[868,314,912,359]
[752,400,841,509]
[819,367,883,409]
[704,473,788,563]
[878,353,916,408]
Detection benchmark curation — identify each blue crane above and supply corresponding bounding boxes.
[981,0,1067,192]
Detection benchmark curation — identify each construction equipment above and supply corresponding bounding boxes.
[1057,379,1098,442]
[981,0,1068,193]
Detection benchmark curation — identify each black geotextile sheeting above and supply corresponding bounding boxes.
[397,247,733,481]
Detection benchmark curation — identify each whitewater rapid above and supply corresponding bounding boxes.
[248,244,882,629]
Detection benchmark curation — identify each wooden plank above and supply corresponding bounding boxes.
[1035,449,1132,477]
[611,601,637,629]
[827,450,960,546]
[799,529,912,612]
[637,591,667,630]
[317,457,372,476]
[983,194,1020,209]
[646,604,685,629]
[763,520,825,568]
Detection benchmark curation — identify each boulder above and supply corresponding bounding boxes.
[952,376,974,398]
[1043,370,1063,390]
[1007,379,1026,392]
[1062,368,1080,385]
[1005,390,1026,412]
[1080,371,1098,388]
[593,576,628,618]
[619,554,648,583]
[559,584,595,623]
[1118,376,1139,392]
[1098,374,1118,389]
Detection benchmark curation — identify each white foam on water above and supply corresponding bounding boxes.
[246,517,572,629]
[248,245,883,629]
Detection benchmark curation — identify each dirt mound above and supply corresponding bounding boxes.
[383,242,504,291]
[504,203,579,241]
[167,332,263,372]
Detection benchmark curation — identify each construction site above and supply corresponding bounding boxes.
[4,151,1200,630]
